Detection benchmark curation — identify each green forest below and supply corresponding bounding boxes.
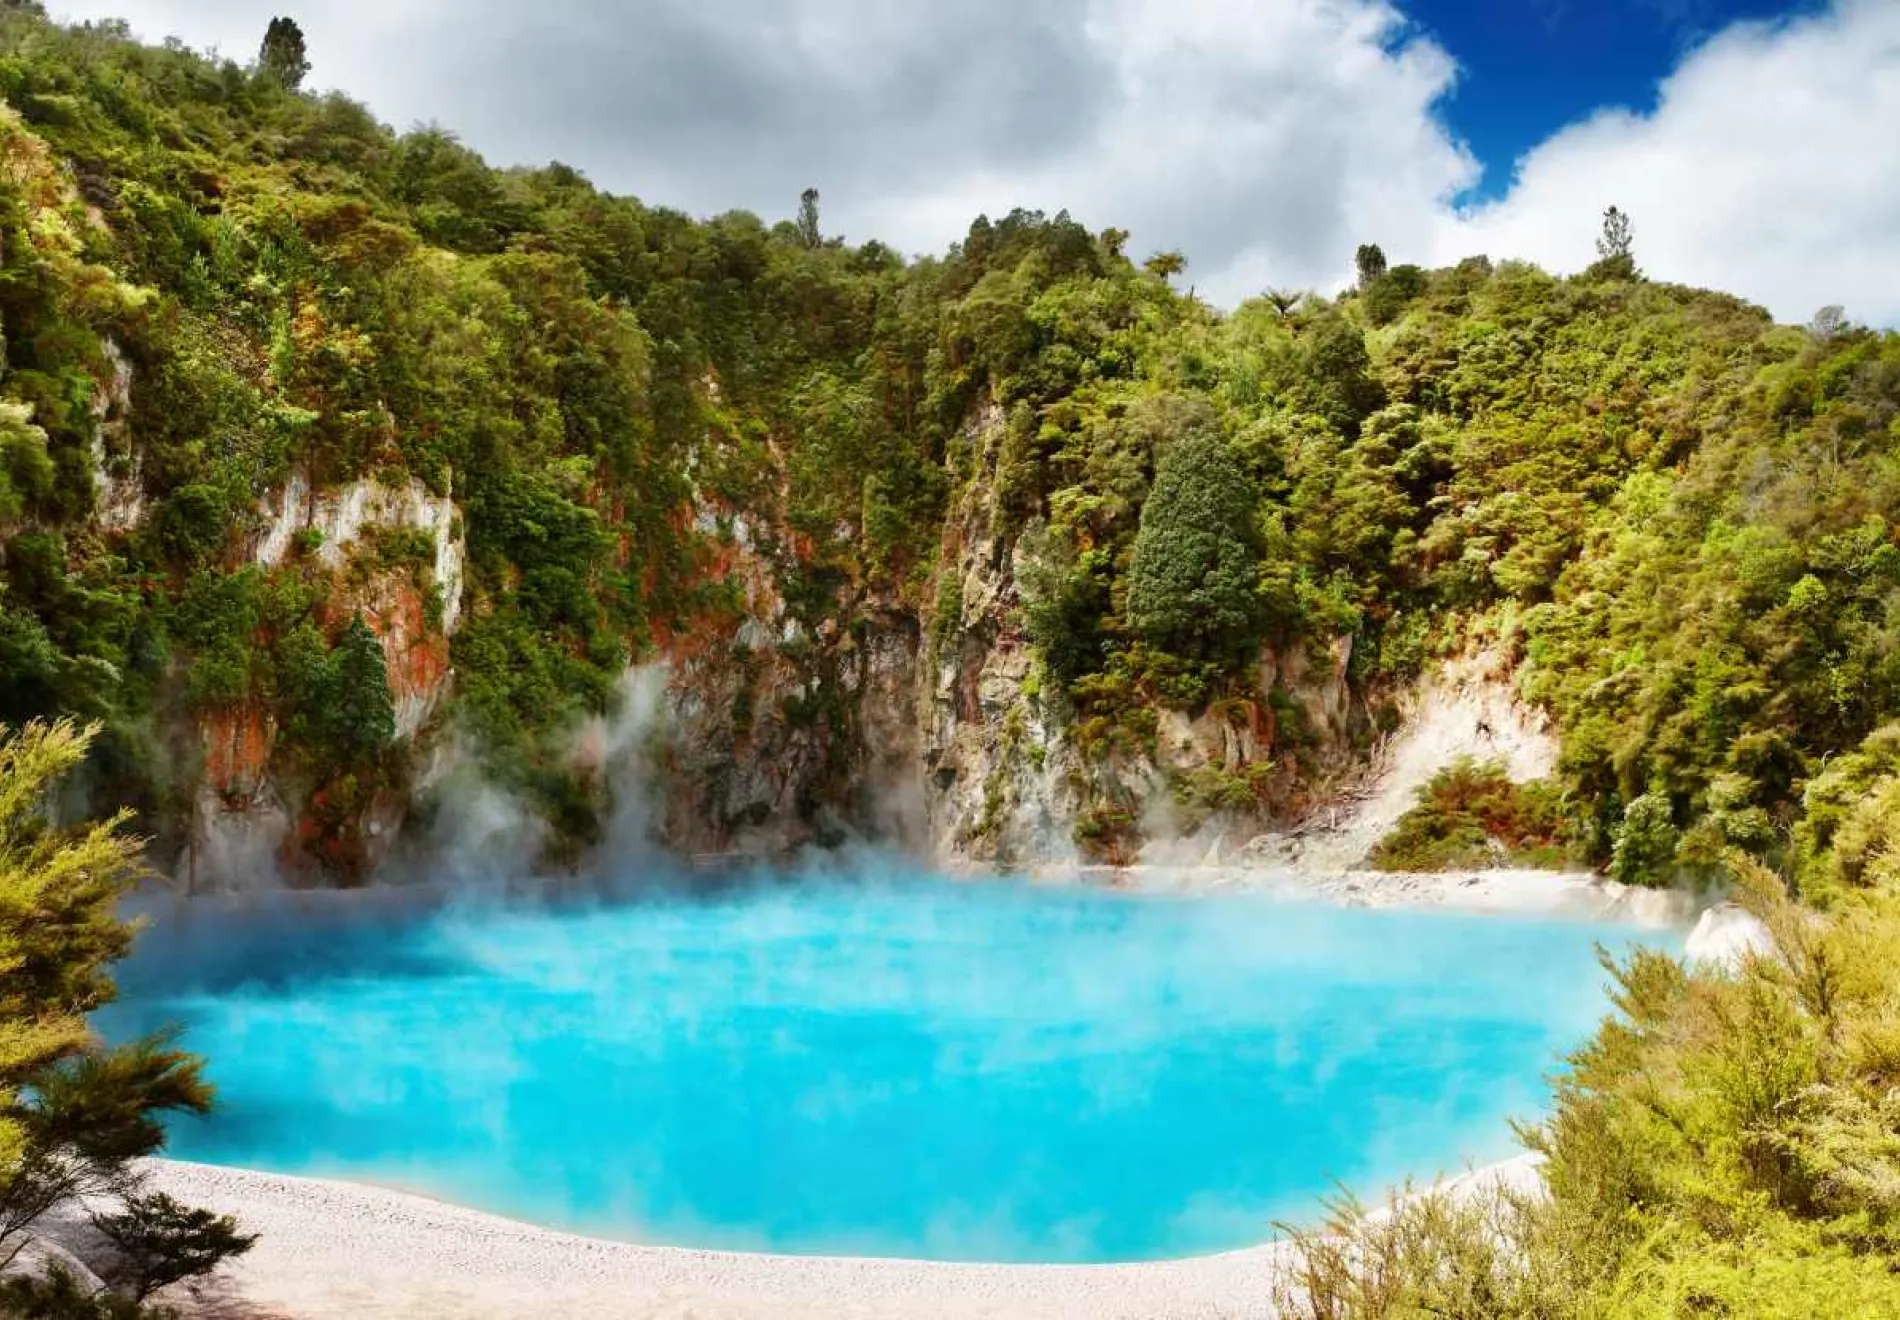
[0,5,1898,1315]
[2,7,1898,889]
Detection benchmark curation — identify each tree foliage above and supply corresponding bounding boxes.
[324,614,394,767]
[1143,250,1186,280]
[91,1191,256,1303]
[1126,429,1262,665]
[0,720,246,1306]
[1354,242,1387,287]
[1591,204,1637,279]
[1370,757,1581,871]
[1277,856,1900,1316]
[256,17,308,91]
[1596,205,1634,260]
[796,187,821,249]
[0,5,1892,891]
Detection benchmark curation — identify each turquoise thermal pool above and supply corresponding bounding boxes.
[101,874,1675,1263]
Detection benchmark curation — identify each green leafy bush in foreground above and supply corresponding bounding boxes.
[1275,856,1900,1318]
[1369,757,1582,872]
[0,720,252,1315]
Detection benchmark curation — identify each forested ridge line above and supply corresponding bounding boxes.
[0,8,1895,894]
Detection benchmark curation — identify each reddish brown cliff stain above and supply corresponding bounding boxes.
[200,705,274,798]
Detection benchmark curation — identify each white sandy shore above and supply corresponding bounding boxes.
[1056,863,1698,929]
[138,1155,1541,1320]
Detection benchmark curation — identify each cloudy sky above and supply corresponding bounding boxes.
[48,0,1900,324]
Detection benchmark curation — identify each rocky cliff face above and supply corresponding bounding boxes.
[645,501,927,861]
[912,619,1360,872]
[98,376,1363,888]
[176,466,467,888]
[87,339,143,534]
[252,468,465,736]
[906,404,1362,871]
[648,509,860,858]
[919,403,1083,867]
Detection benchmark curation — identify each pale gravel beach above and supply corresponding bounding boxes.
[1059,863,1699,929]
[140,1155,1542,1320]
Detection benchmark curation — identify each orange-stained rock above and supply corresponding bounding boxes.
[200,705,274,797]
[324,571,453,741]
[371,578,453,740]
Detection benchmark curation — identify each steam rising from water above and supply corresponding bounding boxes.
[392,665,675,894]
[104,866,1674,1263]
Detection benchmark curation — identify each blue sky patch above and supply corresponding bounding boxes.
[1408,0,1823,200]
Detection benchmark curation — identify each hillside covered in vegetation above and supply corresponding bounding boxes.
[0,7,1896,895]
[3,9,1900,1317]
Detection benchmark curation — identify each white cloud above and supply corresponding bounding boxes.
[856,0,1478,303]
[1442,0,1900,325]
[42,0,1900,325]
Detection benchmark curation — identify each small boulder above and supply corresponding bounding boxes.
[0,1236,109,1294]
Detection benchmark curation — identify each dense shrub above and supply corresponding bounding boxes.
[1276,857,1900,1317]
[1125,430,1263,668]
[1370,757,1582,871]
[1608,790,1682,886]
[0,721,251,1311]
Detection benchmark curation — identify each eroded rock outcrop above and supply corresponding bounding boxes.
[87,338,143,533]
[181,470,467,888]
[1244,650,1559,874]
[188,705,290,890]
[915,405,1360,870]
[920,404,1082,866]
[250,471,466,740]
[649,500,926,860]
